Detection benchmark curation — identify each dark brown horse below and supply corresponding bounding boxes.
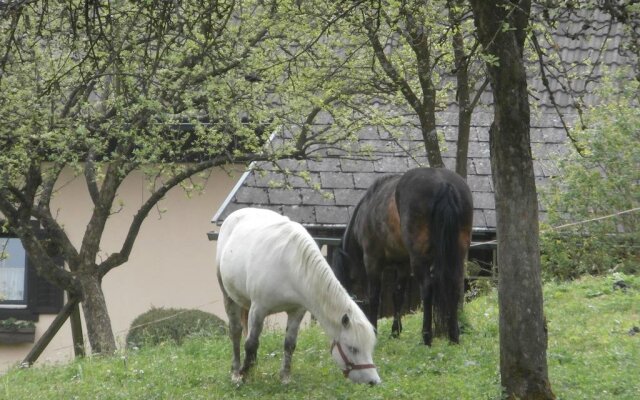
[332,167,473,345]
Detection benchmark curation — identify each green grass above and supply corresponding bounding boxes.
[2,274,638,399]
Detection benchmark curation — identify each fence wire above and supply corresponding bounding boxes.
[470,206,640,248]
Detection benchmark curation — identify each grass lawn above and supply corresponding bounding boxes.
[2,273,638,399]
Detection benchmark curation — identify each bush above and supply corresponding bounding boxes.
[540,73,639,280]
[126,307,227,349]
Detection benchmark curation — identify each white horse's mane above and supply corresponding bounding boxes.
[285,222,376,352]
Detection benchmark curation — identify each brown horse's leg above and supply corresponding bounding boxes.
[421,279,434,346]
[448,232,470,344]
[415,259,434,346]
[367,277,382,332]
[391,267,408,338]
[448,314,460,343]
[363,253,383,332]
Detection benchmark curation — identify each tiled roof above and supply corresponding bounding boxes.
[212,109,571,233]
[211,9,632,236]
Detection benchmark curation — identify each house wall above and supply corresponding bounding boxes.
[1,165,244,373]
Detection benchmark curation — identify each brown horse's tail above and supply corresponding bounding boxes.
[431,182,465,335]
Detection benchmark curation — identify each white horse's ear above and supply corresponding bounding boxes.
[341,313,350,328]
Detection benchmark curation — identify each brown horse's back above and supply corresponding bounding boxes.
[395,168,473,264]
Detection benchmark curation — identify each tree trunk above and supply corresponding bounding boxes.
[448,0,471,179]
[78,273,117,354]
[418,112,445,168]
[469,1,554,398]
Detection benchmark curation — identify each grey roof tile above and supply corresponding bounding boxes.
[334,189,367,206]
[235,187,269,203]
[300,188,336,206]
[340,159,376,173]
[353,172,382,189]
[320,172,355,189]
[285,173,321,188]
[252,170,284,188]
[475,126,490,142]
[275,159,308,170]
[474,192,496,210]
[442,157,456,170]
[484,210,497,229]
[269,189,301,205]
[373,157,409,173]
[467,141,491,158]
[315,206,350,225]
[473,210,487,228]
[472,159,492,175]
[359,126,383,140]
[282,205,316,224]
[467,175,493,192]
[308,158,342,172]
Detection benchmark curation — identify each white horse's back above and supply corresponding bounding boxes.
[217,208,312,312]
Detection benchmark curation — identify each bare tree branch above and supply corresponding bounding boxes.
[97,153,268,276]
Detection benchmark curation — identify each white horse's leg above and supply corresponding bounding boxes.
[240,303,267,377]
[229,306,245,383]
[280,308,306,384]
[223,297,244,383]
[218,271,244,383]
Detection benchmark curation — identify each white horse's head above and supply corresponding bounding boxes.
[330,312,381,385]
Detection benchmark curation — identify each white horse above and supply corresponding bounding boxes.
[216,208,381,385]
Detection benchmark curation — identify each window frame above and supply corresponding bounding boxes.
[0,225,64,322]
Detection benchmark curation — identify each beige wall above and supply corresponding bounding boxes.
[1,165,244,372]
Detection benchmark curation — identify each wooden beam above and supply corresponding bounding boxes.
[22,296,80,367]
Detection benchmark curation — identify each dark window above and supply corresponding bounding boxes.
[0,231,64,321]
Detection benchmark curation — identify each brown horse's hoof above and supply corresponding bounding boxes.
[422,333,433,346]
[391,320,403,337]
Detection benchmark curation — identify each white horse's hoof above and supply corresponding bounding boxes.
[280,373,291,385]
[231,372,243,385]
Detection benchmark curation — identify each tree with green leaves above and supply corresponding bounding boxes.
[349,0,486,177]
[541,73,640,279]
[0,0,385,355]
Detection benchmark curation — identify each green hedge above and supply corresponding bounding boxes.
[126,307,227,348]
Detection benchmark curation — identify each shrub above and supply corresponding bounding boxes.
[540,73,639,280]
[126,307,227,349]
